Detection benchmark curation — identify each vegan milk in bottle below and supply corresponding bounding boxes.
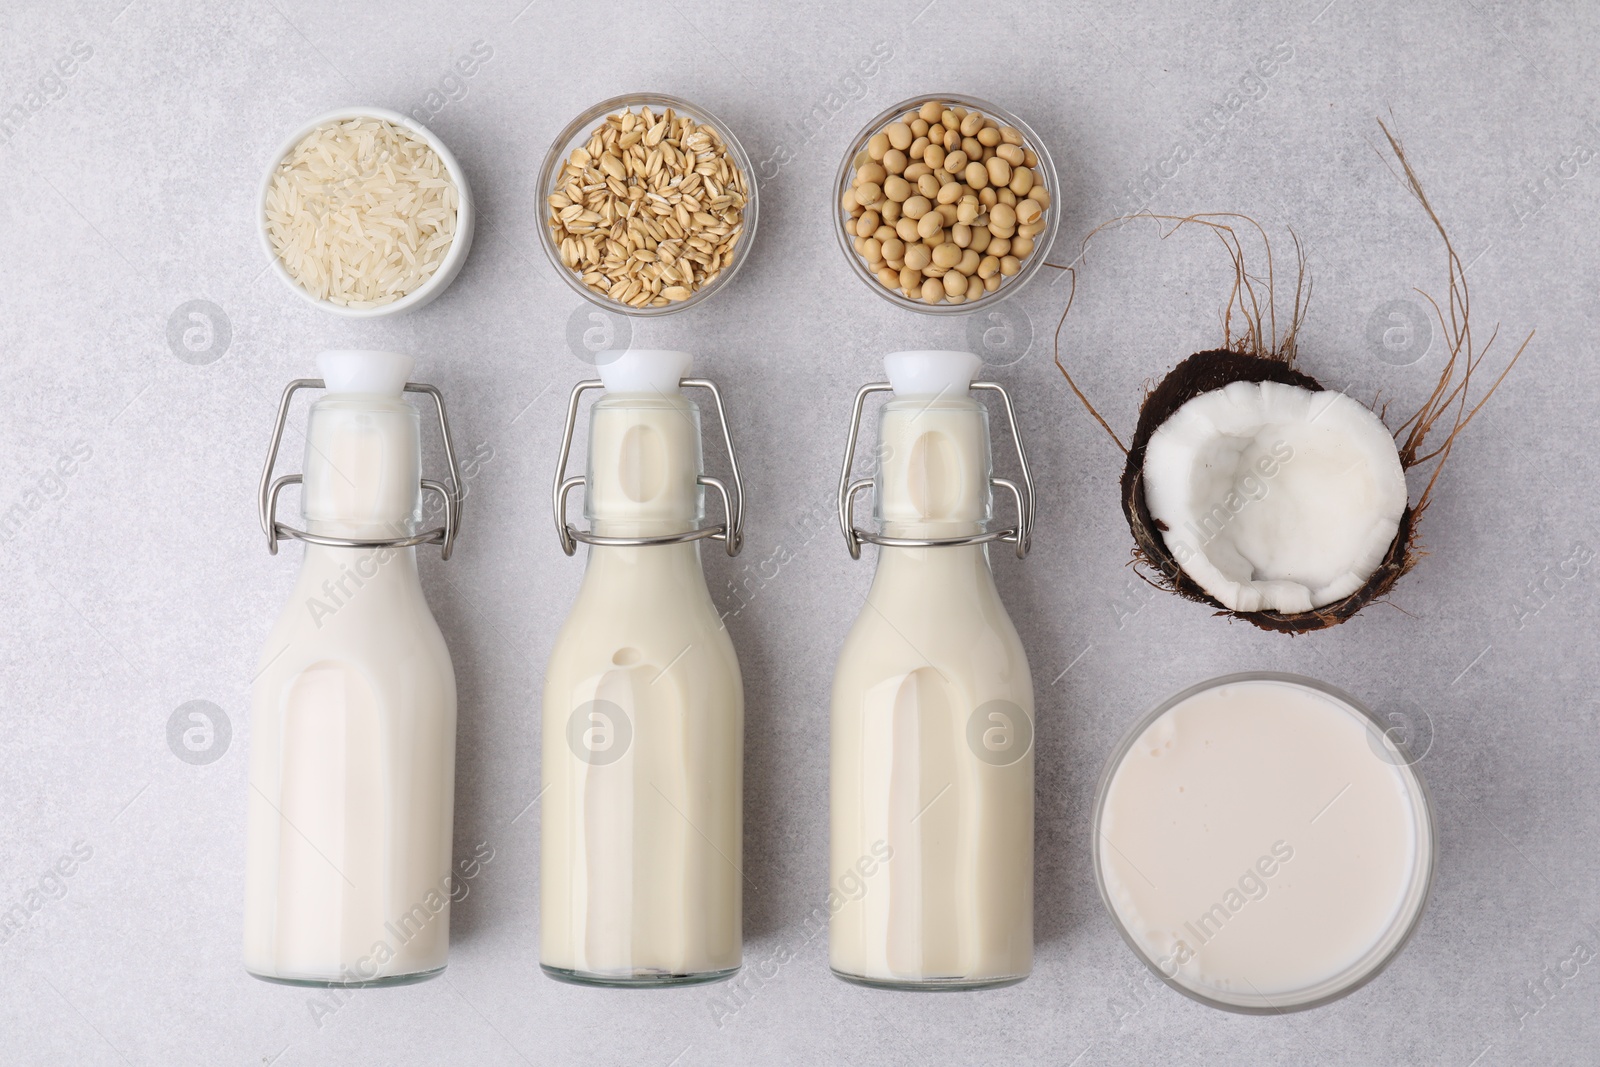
[830,350,1036,988]
[244,350,460,986]
[541,349,745,985]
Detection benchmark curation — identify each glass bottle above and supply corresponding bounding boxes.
[830,349,1037,989]
[541,349,746,986]
[244,350,463,987]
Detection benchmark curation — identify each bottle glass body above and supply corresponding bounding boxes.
[244,393,458,986]
[830,393,1035,988]
[541,389,744,985]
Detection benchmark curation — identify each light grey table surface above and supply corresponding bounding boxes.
[2,0,1596,1063]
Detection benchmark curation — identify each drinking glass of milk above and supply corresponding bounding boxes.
[244,350,464,986]
[541,350,746,986]
[1094,673,1437,1012]
[829,350,1038,988]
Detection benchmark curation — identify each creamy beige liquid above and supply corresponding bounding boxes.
[541,359,743,983]
[244,352,457,985]
[830,355,1034,987]
[1097,676,1432,1010]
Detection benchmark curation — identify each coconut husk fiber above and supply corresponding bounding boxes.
[1050,119,1527,634]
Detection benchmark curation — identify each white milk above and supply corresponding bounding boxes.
[830,351,1035,988]
[244,351,458,986]
[1096,674,1434,1011]
[541,351,744,985]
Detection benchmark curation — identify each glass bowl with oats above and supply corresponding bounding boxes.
[835,94,1058,314]
[538,94,759,317]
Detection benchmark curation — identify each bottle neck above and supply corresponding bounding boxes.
[289,542,425,632]
[301,396,422,541]
[583,540,705,575]
[573,541,720,629]
[872,542,995,585]
[585,392,704,540]
[299,542,421,581]
[875,396,993,542]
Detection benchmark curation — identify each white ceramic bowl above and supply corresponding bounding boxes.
[258,106,475,318]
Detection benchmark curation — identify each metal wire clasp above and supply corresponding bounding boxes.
[552,378,745,558]
[257,379,464,559]
[836,381,1036,561]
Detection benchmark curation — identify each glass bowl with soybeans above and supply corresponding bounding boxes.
[835,95,1058,312]
[539,94,759,317]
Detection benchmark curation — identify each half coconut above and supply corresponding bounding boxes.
[1056,122,1527,633]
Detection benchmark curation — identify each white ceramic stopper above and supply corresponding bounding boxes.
[317,350,414,397]
[597,350,694,394]
[884,350,982,397]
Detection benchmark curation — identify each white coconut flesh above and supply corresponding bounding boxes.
[1141,379,1409,614]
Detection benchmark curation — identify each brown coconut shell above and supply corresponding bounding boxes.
[1054,122,1527,634]
[1120,349,1418,634]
